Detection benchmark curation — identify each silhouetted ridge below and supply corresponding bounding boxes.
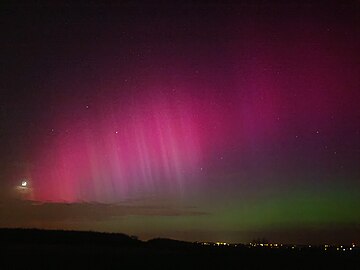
[147,238,196,249]
[0,228,141,246]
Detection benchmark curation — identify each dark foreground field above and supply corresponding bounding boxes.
[1,229,359,269]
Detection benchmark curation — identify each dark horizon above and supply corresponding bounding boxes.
[1,227,358,248]
[2,227,358,269]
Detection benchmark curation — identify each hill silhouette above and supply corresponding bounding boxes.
[0,228,141,246]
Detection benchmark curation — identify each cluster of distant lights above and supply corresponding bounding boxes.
[249,243,280,248]
[333,244,356,252]
[200,242,282,248]
[199,242,357,252]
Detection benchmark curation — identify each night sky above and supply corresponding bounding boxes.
[1,1,360,244]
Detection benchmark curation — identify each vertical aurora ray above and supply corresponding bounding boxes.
[30,93,204,202]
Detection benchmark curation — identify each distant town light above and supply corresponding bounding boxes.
[21,181,27,187]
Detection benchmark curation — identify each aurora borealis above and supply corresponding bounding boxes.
[1,1,360,244]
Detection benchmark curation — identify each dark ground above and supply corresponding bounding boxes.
[0,229,359,269]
